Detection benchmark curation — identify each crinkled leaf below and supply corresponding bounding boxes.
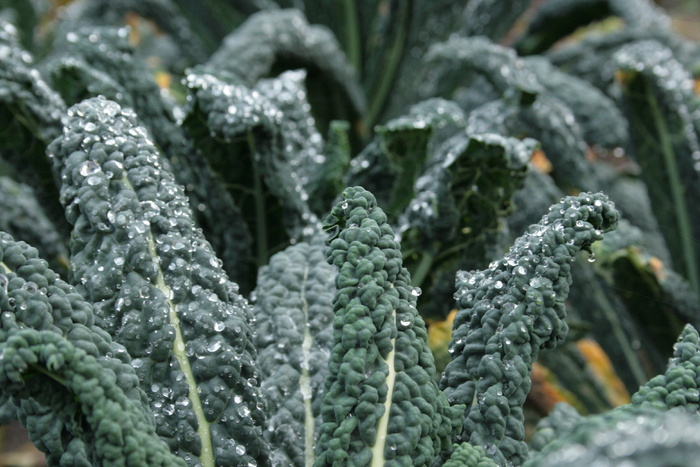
[528,324,700,465]
[317,186,463,467]
[46,55,127,105]
[423,36,542,107]
[401,133,533,320]
[254,70,346,218]
[548,27,699,93]
[510,170,655,392]
[526,406,700,466]
[45,26,253,290]
[443,442,497,467]
[53,0,206,71]
[524,56,628,149]
[254,238,335,466]
[183,72,319,277]
[47,97,270,467]
[467,95,599,193]
[345,99,466,220]
[200,9,365,136]
[631,324,700,411]
[0,231,176,465]
[528,402,583,453]
[441,192,619,465]
[0,329,186,467]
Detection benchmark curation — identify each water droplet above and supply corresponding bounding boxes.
[79,160,101,176]
[588,253,596,263]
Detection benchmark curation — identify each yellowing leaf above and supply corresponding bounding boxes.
[531,149,553,173]
[576,339,631,407]
[528,362,578,414]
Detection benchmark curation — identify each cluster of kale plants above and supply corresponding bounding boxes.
[2,0,700,466]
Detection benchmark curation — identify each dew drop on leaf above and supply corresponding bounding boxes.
[79,160,101,176]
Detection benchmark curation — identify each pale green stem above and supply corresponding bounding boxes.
[122,174,215,467]
[299,261,316,467]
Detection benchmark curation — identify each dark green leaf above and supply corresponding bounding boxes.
[461,0,531,42]
[254,238,335,466]
[200,9,365,137]
[317,186,463,466]
[44,26,253,290]
[184,72,320,275]
[48,97,271,466]
[53,0,206,71]
[615,40,700,294]
[442,192,619,465]
[0,231,181,465]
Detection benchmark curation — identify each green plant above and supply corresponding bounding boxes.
[1,0,700,466]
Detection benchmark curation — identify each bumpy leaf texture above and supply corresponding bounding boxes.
[47,97,270,467]
[201,8,365,131]
[45,26,252,290]
[0,232,183,466]
[254,238,336,466]
[525,406,700,466]
[443,442,497,467]
[317,187,463,467]
[528,324,700,466]
[183,71,320,275]
[441,192,619,466]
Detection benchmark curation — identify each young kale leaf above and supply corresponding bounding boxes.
[317,187,463,466]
